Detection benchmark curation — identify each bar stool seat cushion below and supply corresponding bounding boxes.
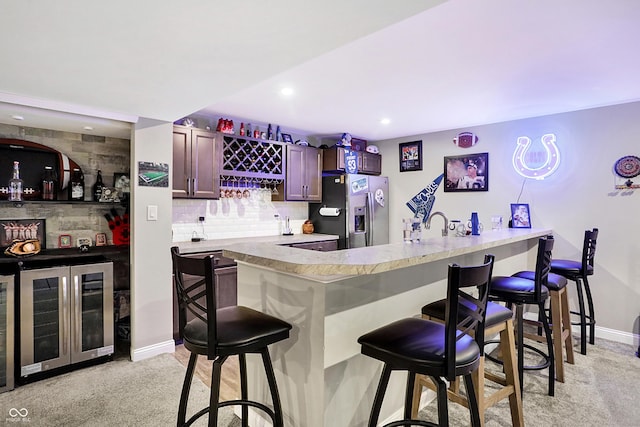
[422,300,513,328]
[183,306,292,356]
[511,271,568,291]
[490,276,549,303]
[359,317,480,377]
[551,259,594,277]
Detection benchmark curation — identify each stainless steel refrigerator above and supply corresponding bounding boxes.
[309,174,389,249]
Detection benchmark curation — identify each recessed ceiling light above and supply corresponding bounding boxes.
[280,87,294,96]
[380,118,391,125]
[83,126,94,131]
[11,115,24,121]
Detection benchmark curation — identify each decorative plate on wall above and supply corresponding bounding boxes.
[614,155,640,178]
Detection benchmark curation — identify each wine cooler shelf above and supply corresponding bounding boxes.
[221,135,285,181]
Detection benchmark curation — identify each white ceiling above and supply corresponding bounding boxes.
[1,0,639,141]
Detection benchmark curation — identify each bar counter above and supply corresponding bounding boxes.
[222,228,551,427]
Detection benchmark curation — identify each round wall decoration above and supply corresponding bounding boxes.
[614,155,640,178]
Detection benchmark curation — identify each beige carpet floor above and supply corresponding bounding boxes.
[0,338,638,426]
[0,353,239,426]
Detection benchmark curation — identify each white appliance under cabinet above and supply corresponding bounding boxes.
[19,262,114,378]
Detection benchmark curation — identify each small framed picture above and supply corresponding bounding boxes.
[510,203,532,228]
[444,152,489,192]
[95,232,107,246]
[281,133,293,143]
[113,173,130,195]
[77,237,92,247]
[399,141,422,172]
[58,234,72,248]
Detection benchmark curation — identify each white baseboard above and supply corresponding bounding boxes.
[595,325,639,347]
[130,339,176,362]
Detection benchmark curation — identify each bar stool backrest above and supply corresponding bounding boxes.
[532,236,555,302]
[171,246,218,360]
[445,253,495,380]
[582,228,598,275]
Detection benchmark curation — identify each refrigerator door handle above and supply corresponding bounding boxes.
[366,191,374,246]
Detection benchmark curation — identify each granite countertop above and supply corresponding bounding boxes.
[222,228,552,278]
[174,233,340,254]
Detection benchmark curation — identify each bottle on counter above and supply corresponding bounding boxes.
[68,168,85,201]
[92,169,104,201]
[8,161,24,202]
[42,166,57,200]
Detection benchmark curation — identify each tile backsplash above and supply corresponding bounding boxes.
[172,197,310,242]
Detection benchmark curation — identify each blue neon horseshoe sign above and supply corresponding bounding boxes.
[512,133,560,180]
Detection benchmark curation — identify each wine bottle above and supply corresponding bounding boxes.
[93,169,104,201]
[8,161,24,202]
[42,166,57,200]
[69,168,85,201]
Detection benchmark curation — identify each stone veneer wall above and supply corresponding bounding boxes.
[0,123,130,248]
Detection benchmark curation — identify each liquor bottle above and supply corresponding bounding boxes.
[8,161,24,202]
[239,122,245,136]
[267,123,273,140]
[93,169,104,201]
[68,168,85,201]
[42,166,57,200]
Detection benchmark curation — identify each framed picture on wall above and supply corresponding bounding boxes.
[510,203,531,228]
[1,219,46,247]
[444,152,489,192]
[399,141,422,172]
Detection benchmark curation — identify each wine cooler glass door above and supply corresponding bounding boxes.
[70,262,114,363]
[0,275,14,393]
[20,266,71,377]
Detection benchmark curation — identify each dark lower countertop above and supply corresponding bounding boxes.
[0,245,129,274]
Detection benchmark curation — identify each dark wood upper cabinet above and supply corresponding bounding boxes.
[282,145,322,201]
[322,146,382,175]
[172,126,220,199]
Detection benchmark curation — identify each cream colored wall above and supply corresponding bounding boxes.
[130,119,175,360]
[377,101,640,344]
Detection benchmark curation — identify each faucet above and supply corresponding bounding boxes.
[426,211,449,237]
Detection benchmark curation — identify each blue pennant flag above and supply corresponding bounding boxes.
[406,174,444,224]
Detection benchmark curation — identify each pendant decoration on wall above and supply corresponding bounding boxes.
[512,133,560,180]
[406,174,444,224]
[453,132,478,148]
[613,155,640,189]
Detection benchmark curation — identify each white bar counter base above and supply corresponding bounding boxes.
[222,228,551,427]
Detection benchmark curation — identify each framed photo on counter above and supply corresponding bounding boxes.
[510,203,531,228]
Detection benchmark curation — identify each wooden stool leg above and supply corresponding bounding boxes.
[561,288,575,365]
[472,357,486,427]
[550,290,565,383]
[411,375,424,418]
[501,319,524,427]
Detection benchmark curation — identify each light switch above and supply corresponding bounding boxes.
[147,205,158,221]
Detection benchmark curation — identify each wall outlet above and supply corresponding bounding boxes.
[198,216,205,222]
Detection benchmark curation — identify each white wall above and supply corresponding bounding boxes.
[377,101,640,345]
[130,119,175,360]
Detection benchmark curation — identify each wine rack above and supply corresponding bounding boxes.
[221,134,285,181]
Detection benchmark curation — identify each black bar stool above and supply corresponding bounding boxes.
[413,300,523,426]
[358,254,495,427]
[171,247,292,427]
[550,228,598,355]
[488,236,555,397]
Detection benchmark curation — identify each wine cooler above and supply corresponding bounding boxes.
[20,262,114,378]
[0,275,14,393]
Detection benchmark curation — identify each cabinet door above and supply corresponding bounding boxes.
[70,263,114,364]
[172,127,191,198]
[303,146,322,201]
[286,145,322,201]
[285,145,306,200]
[361,152,382,175]
[191,129,220,199]
[20,267,71,376]
[215,266,237,308]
